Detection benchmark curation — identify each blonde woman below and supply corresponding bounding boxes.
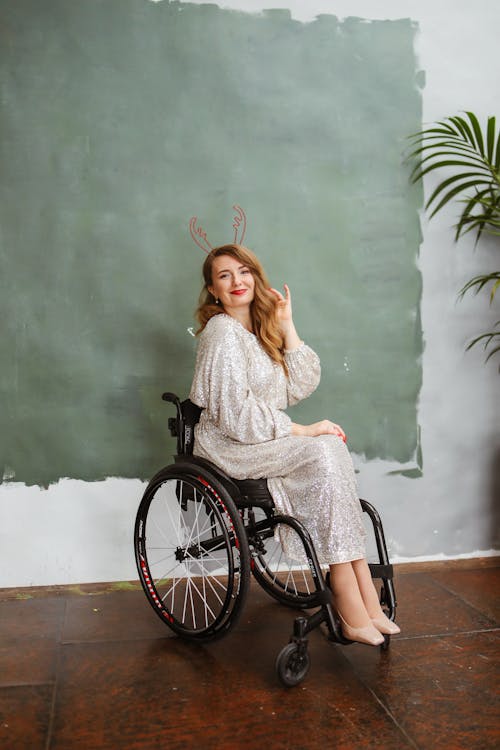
[190,244,400,645]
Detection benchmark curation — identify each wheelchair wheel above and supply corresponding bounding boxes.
[276,642,310,687]
[134,465,250,641]
[248,510,320,609]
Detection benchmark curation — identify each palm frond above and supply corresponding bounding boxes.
[465,323,500,363]
[407,113,500,243]
[406,112,500,369]
[458,273,500,300]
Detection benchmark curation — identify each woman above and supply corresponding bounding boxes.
[189,244,400,645]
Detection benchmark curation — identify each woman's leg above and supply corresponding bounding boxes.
[329,561,384,645]
[351,558,385,617]
[351,558,400,634]
[329,562,369,626]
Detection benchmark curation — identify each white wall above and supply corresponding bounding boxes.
[1,0,499,587]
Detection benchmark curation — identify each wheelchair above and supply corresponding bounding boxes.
[134,392,397,687]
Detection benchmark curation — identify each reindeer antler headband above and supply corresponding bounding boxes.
[189,205,247,254]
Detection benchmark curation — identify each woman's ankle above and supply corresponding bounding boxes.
[332,590,372,629]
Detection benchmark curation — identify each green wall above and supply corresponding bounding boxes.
[0,0,422,486]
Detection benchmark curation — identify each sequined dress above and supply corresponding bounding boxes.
[189,313,366,564]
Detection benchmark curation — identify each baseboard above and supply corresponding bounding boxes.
[392,555,500,574]
[0,555,498,601]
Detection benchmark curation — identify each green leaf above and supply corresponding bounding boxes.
[485,345,500,363]
[407,148,481,181]
[415,161,491,185]
[426,175,489,213]
[465,330,499,350]
[486,116,496,163]
[456,187,493,219]
[409,135,480,155]
[418,149,488,170]
[428,179,493,217]
[458,273,500,299]
[465,111,485,156]
[407,124,455,139]
[449,115,477,149]
[490,278,500,303]
[455,188,499,239]
[495,129,500,170]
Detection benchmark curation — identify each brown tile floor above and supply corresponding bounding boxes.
[0,563,499,750]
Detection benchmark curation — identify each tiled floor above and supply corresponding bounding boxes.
[0,563,498,749]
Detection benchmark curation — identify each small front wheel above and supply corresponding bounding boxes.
[276,642,310,687]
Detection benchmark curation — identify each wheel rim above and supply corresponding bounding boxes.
[249,509,317,605]
[255,546,314,597]
[136,474,243,636]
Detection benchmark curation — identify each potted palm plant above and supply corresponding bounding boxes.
[407,111,500,363]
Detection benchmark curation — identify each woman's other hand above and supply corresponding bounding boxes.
[291,420,347,442]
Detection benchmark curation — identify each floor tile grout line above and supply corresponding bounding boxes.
[365,683,422,750]
[394,627,500,641]
[59,634,176,645]
[427,575,499,625]
[304,671,418,749]
[0,680,56,689]
[336,647,421,750]
[59,627,499,647]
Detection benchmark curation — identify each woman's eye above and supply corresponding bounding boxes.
[241,269,250,275]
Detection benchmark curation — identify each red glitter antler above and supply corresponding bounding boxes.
[189,216,213,255]
[189,206,247,253]
[232,204,246,245]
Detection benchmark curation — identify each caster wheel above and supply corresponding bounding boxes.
[276,642,311,687]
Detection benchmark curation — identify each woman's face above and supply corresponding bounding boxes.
[208,254,255,313]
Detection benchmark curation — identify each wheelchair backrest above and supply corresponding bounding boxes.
[163,392,202,456]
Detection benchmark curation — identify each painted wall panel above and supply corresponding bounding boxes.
[1,0,422,486]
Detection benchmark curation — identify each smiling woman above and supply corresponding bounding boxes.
[208,255,256,318]
[189,243,400,645]
[195,244,289,372]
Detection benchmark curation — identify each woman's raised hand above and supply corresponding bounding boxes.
[269,284,293,325]
[291,420,347,442]
[269,284,303,350]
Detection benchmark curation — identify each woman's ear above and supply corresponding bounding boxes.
[208,285,214,297]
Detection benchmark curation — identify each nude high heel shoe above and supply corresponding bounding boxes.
[336,611,385,646]
[370,613,401,635]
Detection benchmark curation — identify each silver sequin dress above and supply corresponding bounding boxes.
[189,313,367,564]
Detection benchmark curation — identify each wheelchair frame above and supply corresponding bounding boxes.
[134,392,397,686]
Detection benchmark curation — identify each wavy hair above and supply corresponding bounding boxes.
[195,244,287,373]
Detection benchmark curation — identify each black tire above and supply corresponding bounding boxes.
[249,512,320,609]
[134,464,250,641]
[276,642,311,687]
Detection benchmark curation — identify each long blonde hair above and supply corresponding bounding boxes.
[195,244,287,373]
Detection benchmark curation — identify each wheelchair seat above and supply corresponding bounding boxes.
[232,478,274,508]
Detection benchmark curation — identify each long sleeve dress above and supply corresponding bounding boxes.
[189,313,366,565]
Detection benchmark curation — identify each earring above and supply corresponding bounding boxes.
[216,297,219,305]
